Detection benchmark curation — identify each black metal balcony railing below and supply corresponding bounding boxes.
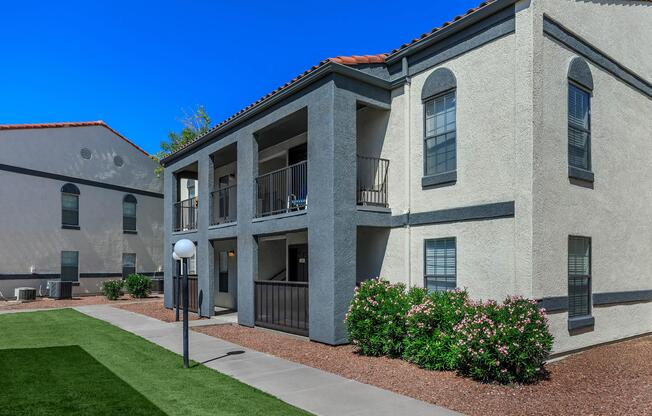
[357,155,389,207]
[210,185,237,225]
[256,160,307,217]
[254,280,309,336]
[174,197,198,232]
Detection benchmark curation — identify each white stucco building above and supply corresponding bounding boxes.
[161,0,651,353]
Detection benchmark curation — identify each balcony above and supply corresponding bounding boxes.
[357,155,389,208]
[210,184,237,226]
[174,197,198,232]
[256,161,307,217]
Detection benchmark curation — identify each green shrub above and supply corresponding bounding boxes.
[345,279,412,357]
[402,289,470,370]
[124,274,152,299]
[101,280,123,301]
[454,296,554,384]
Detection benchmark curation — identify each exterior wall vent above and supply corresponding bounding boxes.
[113,155,124,167]
[80,148,92,159]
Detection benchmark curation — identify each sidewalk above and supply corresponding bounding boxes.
[75,305,460,416]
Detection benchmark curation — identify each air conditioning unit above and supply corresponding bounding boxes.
[14,287,37,302]
[48,281,73,300]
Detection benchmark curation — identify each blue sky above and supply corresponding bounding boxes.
[0,0,481,154]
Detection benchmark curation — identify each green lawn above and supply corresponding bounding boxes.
[0,309,311,416]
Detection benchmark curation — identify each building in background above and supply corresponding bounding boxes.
[0,121,164,298]
[160,0,651,354]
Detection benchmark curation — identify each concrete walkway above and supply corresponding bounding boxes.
[74,305,459,416]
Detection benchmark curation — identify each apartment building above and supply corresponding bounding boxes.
[0,121,164,298]
[160,0,651,353]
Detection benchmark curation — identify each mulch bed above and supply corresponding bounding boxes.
[0,295,160,311]
[115,299,203,323]
[194,324,652,416]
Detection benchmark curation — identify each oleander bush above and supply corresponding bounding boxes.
[403,289,470,371]
[344,279,412,357]
[124,274,152,299]
[101,280,123,301]
[345,279,554,384]
[454,296,554,384]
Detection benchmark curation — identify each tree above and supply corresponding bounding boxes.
[154,105,212,175]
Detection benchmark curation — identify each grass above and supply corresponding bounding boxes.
[0,309,311,416]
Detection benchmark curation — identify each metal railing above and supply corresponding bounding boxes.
[210,185,237,225]
[174,197,198,232]
[254,280,308,336]
[255,160,307,217]
[357,155,389,207]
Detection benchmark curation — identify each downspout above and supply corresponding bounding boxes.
[402,57,413,288]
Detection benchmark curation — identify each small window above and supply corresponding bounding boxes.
[122,253,136,279]
[424,238,456,292]
[187,180,196,199]
[568,84,591,171]
[61,183,80,227]
[568,236,591,318]
[123,194,137,232]
[218,251,229,293]
[425,92,457,177]
[61,251,79,282]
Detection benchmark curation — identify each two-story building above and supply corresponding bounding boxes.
[0,121,164,298]
[160,0,651,354]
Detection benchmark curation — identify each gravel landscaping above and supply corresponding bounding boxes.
[115,299,203,322]
[194,324,652,416]
[0,295,160,311]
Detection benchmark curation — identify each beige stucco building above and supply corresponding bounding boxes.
[161,0,651,353]
[0,121,164,298]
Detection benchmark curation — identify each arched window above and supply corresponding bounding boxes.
[61,183,80,228]
[422,67,457,186]
[123,194,137,233]
[568,57,594,181]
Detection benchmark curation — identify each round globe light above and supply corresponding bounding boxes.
[174,239,196,259]
[172,252,181,261]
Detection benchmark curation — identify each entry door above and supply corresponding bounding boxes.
[214,250,237,310]
[288,244,308,282]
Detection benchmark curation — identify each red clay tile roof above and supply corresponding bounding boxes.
[0,120,149,156]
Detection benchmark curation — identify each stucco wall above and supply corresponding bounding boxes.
[532,16,652,352]
[540,0,652,78]
[0,126,164,297]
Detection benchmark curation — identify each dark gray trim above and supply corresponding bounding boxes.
[62,225,80,230]
[408,201,515,227]
[568,315,594,331]
[568,166,594,183]
[421,68,457,101]
[0,273,60,281]
[0,272,162,281]
[538,296,568,312]
[422,171,457,188]
[123,230,138,235]
[568,57,594,91]
[0,163,164,199]
[386,0,517,64]
[544,16,652,99]
[594,290,652,306]
[406,6,516,77]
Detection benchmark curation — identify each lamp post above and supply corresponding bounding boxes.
[173,239,195,368]
[173,252,181,322]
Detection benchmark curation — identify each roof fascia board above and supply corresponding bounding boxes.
[161,62,392,166]
[385,0,518,65]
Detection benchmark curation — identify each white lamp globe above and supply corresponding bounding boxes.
[174,239,196,259]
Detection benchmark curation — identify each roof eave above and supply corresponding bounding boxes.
[385,0,518,64]
[161,62,392,166]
